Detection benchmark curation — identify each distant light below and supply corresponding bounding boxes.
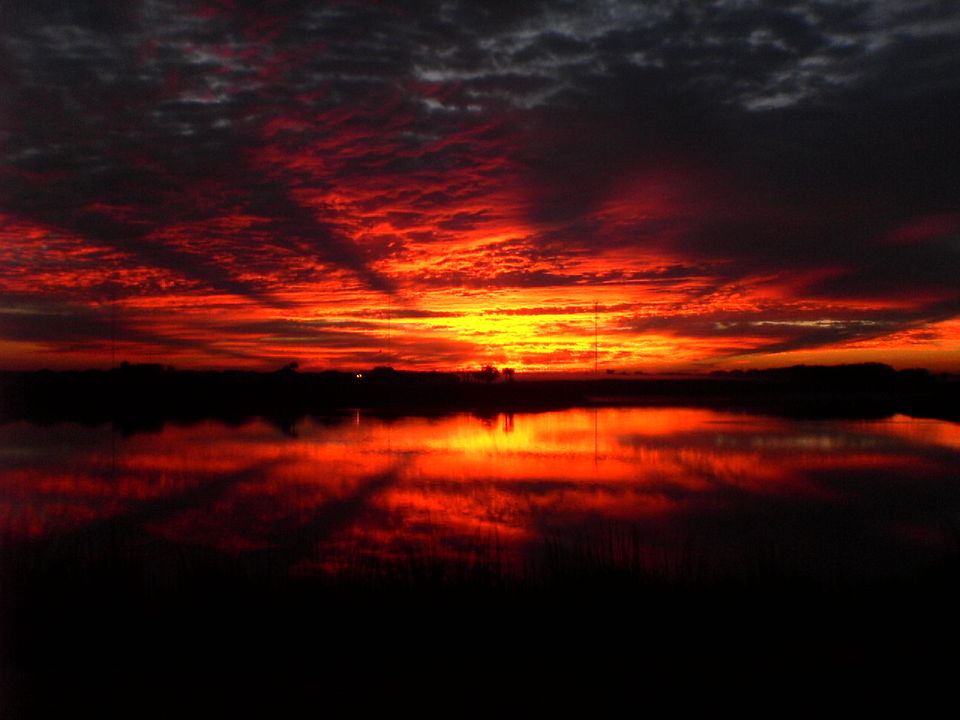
[356,373,363,378]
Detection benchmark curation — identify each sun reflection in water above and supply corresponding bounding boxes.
[2,407,959,578]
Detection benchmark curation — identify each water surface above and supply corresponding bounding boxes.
[3,407,959,581]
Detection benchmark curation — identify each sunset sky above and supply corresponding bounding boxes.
[2,0,959,373]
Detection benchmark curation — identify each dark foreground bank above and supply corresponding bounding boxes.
[2,362,958,431]
[3,522,960,717]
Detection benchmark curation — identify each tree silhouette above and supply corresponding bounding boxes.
[473,366,500,383]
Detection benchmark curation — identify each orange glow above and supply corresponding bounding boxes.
[4,136,959,373]
[0,126,960,372]
[4,408,959,577]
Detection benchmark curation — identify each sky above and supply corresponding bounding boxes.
[1,0,959,373]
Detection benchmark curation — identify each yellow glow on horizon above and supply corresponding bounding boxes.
[4,201,960,373]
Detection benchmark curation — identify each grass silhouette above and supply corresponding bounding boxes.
[4,515,960,716]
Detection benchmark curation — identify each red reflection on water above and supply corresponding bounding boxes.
[2,409,958,576]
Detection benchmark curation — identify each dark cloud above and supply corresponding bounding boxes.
[0,304,116,344]
[0,0,400,304]
[0,299,258,361]
[2,0,959,366]
[412,269,579,290]
[618,304,949,359]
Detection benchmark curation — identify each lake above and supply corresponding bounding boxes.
[4,406,959,583]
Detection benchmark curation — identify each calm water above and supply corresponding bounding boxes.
[3,406,960,581]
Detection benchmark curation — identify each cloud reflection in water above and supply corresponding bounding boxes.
[2,407,959,581]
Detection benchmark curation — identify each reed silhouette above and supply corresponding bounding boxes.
[3,511,960,717]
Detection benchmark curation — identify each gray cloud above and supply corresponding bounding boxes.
[2,0,959,363]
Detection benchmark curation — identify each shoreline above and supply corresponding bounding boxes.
[2,364,959,428]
